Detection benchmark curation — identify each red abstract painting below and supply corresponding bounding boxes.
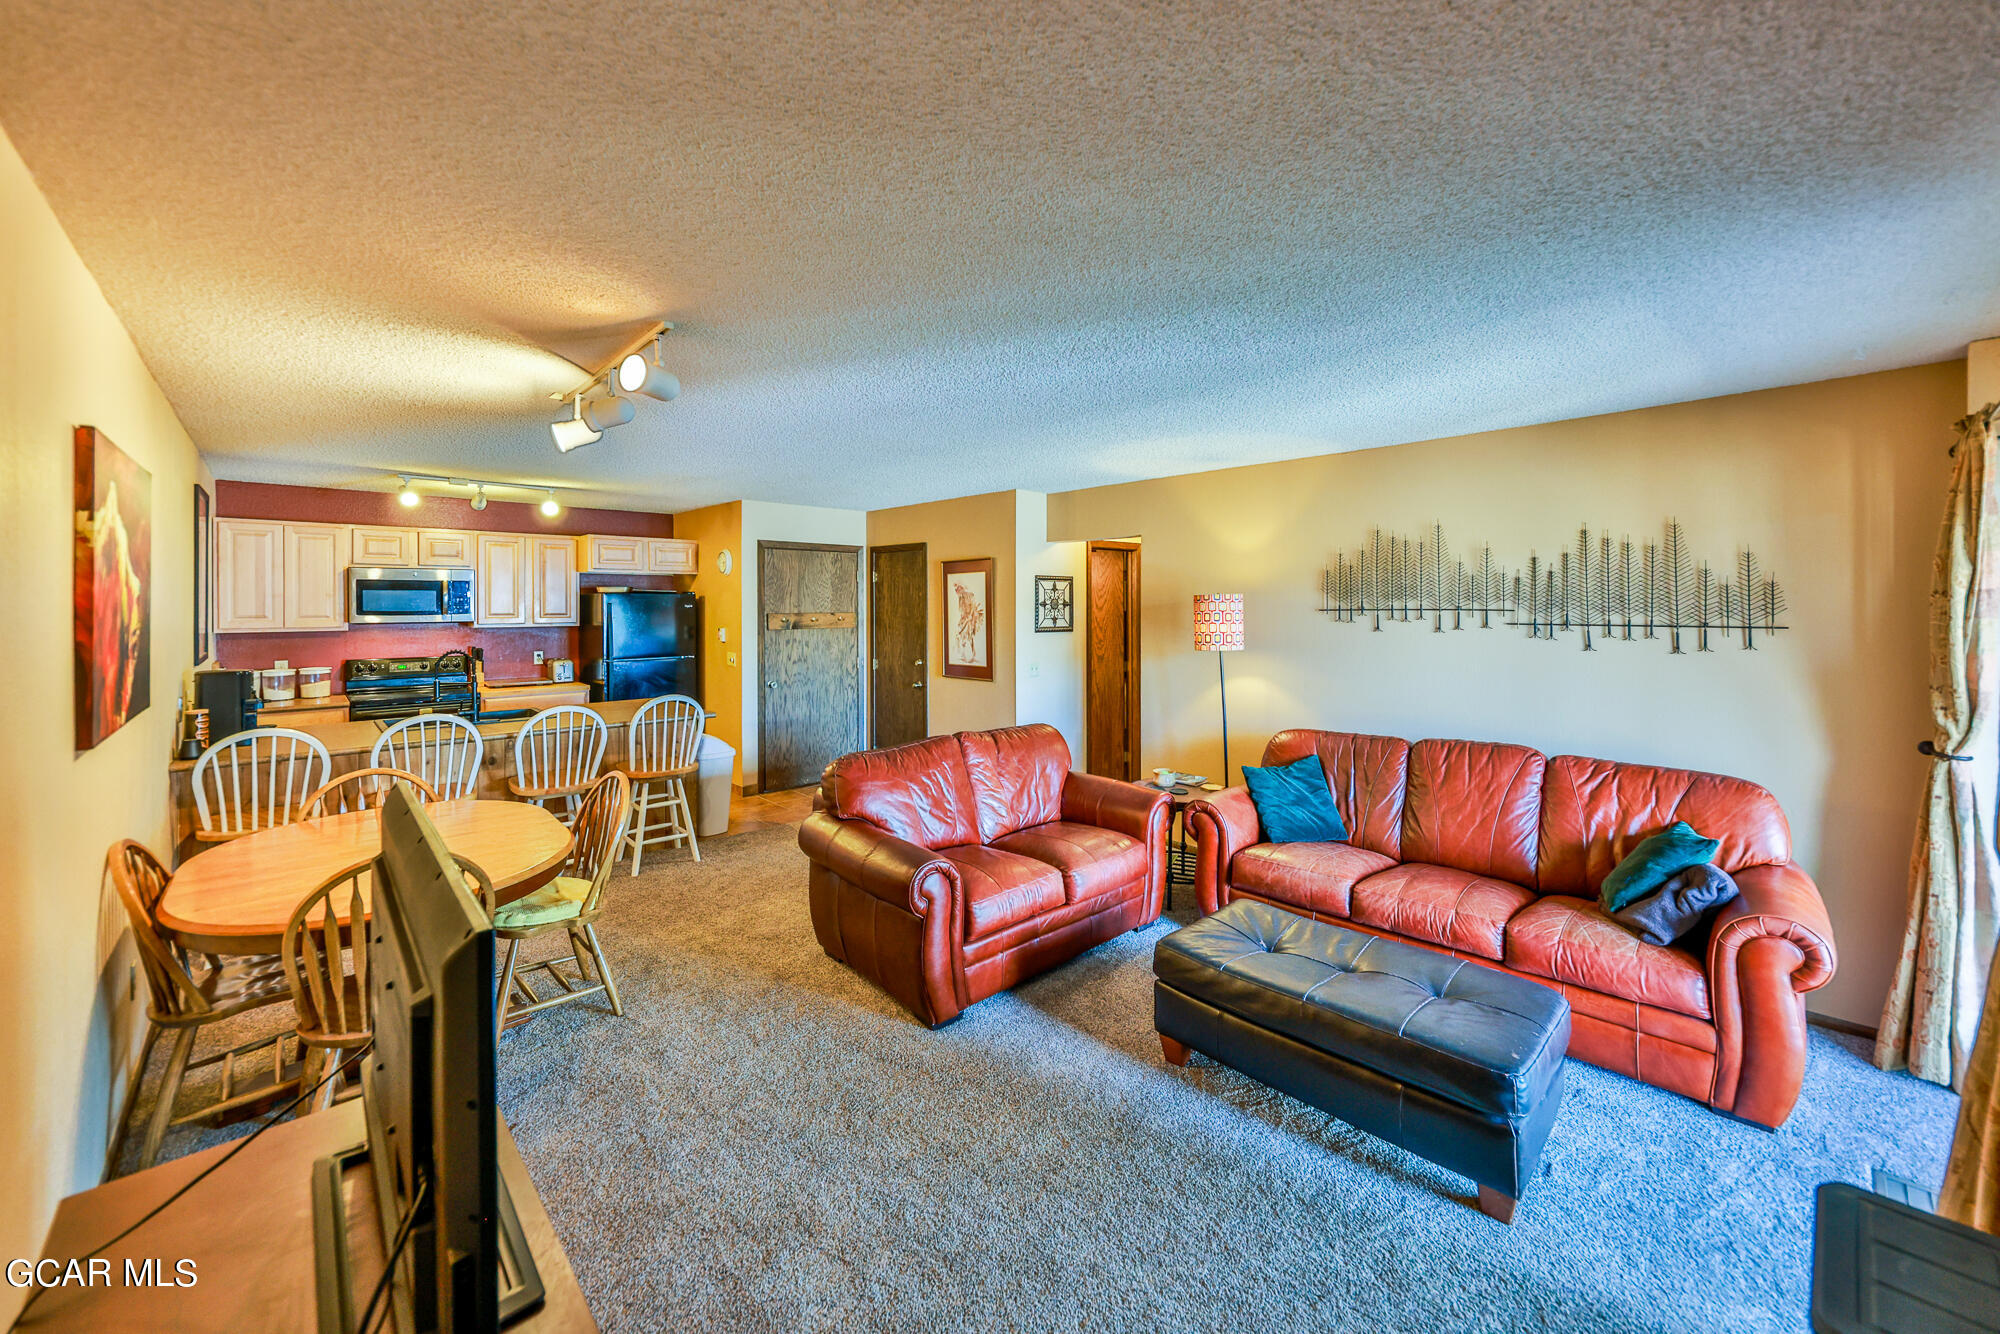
[74,426,151,749]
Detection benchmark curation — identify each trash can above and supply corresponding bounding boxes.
[694,734,736,838]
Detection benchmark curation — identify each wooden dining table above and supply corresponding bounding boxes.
[159,799,573,955]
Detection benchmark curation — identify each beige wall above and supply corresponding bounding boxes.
[1,126,204,1320]
[1013,490,1087,761]
[869,490,1019,739]
[673,500,744,786]
[1049,362,1963,1026]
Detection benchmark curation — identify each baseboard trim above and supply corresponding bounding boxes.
[1807,1011,1878,1041]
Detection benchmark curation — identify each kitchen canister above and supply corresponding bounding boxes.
[260,666,298,701]
[297,666,333,699]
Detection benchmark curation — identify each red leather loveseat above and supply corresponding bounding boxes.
[800,724,1170,1027]
[1189,731,1837,1129]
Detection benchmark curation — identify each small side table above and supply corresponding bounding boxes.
[1156,783,1224,915]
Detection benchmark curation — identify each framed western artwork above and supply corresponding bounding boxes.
[193,483,211,664]
[74,426,152,749]
[1033,575,1074,632]
[941,557,994,680]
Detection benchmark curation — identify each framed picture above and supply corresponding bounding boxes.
[74,426,152,749]
[193,483,211,664]
[941,557,994,680]
[1033,575,1074,632]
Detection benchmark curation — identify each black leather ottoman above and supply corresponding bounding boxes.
[1154,900,1571,1223]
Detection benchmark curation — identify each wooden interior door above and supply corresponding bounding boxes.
[760,542,863,792]
[1086,541,1141,780]
[869,544,928,749]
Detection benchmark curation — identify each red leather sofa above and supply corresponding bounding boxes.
[800,724,1171,1026]
[1188,731,1837,1129]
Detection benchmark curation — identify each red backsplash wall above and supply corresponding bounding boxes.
[215,482,687,680]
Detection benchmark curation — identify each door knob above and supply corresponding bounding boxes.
[912,681,924,689]
[766,680,778,689]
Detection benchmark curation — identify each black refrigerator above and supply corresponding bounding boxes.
[582,591,702,703]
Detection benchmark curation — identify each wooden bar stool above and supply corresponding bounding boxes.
[370,714,484,800]
[507,705,608,824]
[616,694,704,873]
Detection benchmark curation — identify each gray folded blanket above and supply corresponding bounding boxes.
[1612,863,1740,946]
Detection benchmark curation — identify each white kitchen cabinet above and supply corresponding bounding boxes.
[214,518,285,633]
[282,523,351,630]
[530,536,580,625]
[417,529,475,567]
[647,538,697,575]
[475,533,530,627]
[351,525,418,567]
[580,534,648,574]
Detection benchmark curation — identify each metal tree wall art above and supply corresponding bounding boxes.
[1317,519,1788,654]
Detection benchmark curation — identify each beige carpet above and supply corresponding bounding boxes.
[125,824,1961,1332]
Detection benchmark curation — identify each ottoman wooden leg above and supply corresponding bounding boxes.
[1160,1034,1191,1067]
[1476,1185,1517,1225]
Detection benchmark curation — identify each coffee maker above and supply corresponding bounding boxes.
[193,668,262,744]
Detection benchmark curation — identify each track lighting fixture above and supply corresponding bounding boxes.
[471,485,488,511]
[541,491,561,517]
[379,473,579,514]
[551,397,601,453]
[396,476,420,507]
[548,320,679,452]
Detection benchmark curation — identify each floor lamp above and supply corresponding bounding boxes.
[1193,594,1245,785]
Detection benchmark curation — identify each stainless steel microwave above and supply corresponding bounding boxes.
[346,566,476,624]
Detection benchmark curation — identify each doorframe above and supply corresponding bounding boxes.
[1085,540,1142,781]
[867,542,927,748]
[756,539,864,795]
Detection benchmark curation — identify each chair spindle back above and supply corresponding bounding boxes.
[513,706,608,794]
[369,715,485,800]
[628,695,705,774]
[281,861,375,1046]
[301,768,437,818]
[190,728,334,838]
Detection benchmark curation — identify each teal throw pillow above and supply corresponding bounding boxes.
[1599,822,1722,915]
[1240,755,1349,845]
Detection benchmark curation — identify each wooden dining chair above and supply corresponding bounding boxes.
[616,694,704,873]
[189,727,334,843]
[301,767,438,818]
[506,705,608,824]
[370,714,485,800]
[280,860,375,1112]
[489,772,631,1034]
[104,841,298,1175]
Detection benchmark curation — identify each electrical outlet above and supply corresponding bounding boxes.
[1026,664,1041,678]
[533,650,545,665]
[726,651,738,667]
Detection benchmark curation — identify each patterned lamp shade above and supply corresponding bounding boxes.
[1192,593,1245,652]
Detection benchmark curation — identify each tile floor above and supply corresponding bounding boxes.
[721,785,816,837]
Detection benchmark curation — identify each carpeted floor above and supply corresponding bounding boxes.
[127,823,1962,1331]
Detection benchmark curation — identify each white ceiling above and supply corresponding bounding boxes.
[3,1,1997,513]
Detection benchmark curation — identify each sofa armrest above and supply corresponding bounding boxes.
[1186,787,1261,915]
[797,811,961,920]
[1705,860,1837,1129]
[1061,771,1171,844]
[1710,861,1837,994]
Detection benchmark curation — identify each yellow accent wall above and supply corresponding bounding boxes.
[674,500,744,787]
[1,125,205,1320]
[1048,362,1963,1026]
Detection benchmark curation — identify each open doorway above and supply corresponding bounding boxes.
[1085,541,1141,780]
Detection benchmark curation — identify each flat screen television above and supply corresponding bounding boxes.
[312,784,543,1333]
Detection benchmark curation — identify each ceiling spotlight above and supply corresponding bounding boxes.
[551,397,601,453]
[540,491,561,518]
[471,485,488,511]
[582,394,636,432]
[396,476,420,507]
[617,340,681,402]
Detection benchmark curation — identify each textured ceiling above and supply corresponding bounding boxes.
[3,1,1998,513]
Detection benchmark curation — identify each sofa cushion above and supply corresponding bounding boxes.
[936,844,1066,942]
[1536,754,1792,898]
[992,821,1147,903]
[1503,895,1711,1019]
[1401,739,1545,885]
[1349,862,1537,961]
[1599,820,1721,914]
[1241,754,1350,843]
[1229,842,1398,919]
[821,735,979,850]
[958,724,1071,842]
[1261,730,1410,859]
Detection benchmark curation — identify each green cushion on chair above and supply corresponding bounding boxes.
[493,875,592,929]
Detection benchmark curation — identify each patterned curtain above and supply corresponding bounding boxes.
[1942,944,2000,1230]
[1876,405,2000,1088]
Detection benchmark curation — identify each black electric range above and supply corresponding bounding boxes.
[341,653,477,721]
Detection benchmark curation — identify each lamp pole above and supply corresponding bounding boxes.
[1217,648,1230,787]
